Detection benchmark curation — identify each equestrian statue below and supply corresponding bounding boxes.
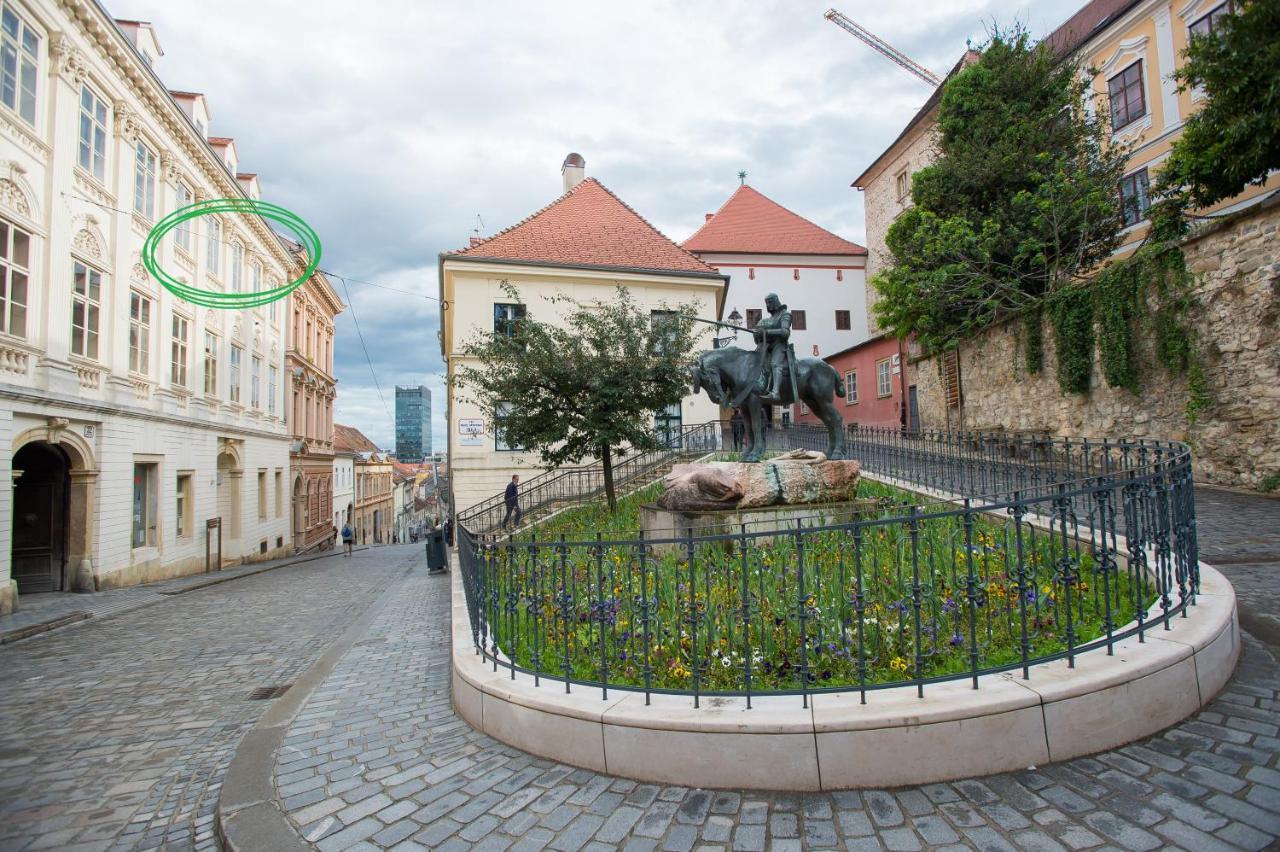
[689,293,848,462]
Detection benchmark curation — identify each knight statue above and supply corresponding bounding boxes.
[753,293,792,404]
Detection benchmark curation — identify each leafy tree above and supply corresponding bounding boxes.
[1158,0,1280,209]
[454,285,700,512]
[873,27,1130,351]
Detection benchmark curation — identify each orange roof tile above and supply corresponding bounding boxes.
[682,185,866,256]
[334,423,380,454]
[447,178,721,276]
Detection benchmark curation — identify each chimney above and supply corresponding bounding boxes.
[704,213,714,222]
[469,236,483,248]
[561,152,586,193]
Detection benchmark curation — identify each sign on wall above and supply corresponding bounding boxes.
[459,418,485,446]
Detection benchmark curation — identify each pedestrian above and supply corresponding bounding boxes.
[502,474,522,530]
[730,408,745,452]
[341,521,354,556]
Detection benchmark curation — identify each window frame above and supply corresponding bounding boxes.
[175,471,193,538]
[0,217,31,339]
[258,469,268,520]
[1107,60,1146,131]
[174,182,193,252]
[834,310,851,331]
[1119,168,1152,227]
[894,169,910,201]
[133,140,158,220]
[77,84,109,182]
[205,217,221,275]
[1189,3,1230,38]
[70,259,103,360]
[745,309,762,329]
[229,344,243,403]
[128,290,151,375]
[230,241,243,291]
[845,370,858,405]
[268,364,278,415]
[494,401,524,452]
[250,354,262,409]
[1,3,39,125]
[493,302,526,338]
[170,313,189,387]
[790,310,807,331]
[131,461,158,549]
[876,358,892,398]
[203,331,219,396]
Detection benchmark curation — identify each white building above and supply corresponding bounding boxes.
[439,154,726,515]
[683,184,869,359]
[332,448,355,531]
[0,2,295,613]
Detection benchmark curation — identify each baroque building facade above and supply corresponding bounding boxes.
[286,264,342,552]
[0,1,298,613]
[334,423,393,545]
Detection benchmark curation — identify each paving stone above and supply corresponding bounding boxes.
[1080,812,1160,851]
[879,827,921,851]
[661,824,698,852]
[769,812,798,838]
[910,814,959,846]
[729,823,764,852]
[709,793,740,816]
[839,809,874,838]
[676,791,712,825]
[549,813,605,852]
[804,818,838,847]
[863,791,905,827]
[702,815,733,842]
[633,801,680,839]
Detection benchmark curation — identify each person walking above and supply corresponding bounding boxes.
[730,408,746,452]
[341,521,354,556]
[502,474,522,530]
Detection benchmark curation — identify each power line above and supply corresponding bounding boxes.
[336,274,394,429]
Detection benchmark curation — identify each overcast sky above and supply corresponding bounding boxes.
[113,0,1083,451]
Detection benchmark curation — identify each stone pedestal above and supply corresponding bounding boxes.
[639,499,880,555]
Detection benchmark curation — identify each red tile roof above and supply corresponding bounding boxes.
[447,178,721,276]
[683,185,866,256]
[207,136,233,146]
[1043,0,1144,58]
[334,424,380,454]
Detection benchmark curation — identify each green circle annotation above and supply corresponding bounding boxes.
[141,198,322,309]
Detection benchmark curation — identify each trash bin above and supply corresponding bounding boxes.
[425,527,448,573]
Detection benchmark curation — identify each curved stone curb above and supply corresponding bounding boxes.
[216,562,413,851]
[452,561,1240,790]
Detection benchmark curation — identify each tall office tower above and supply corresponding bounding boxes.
[395,385,432,460]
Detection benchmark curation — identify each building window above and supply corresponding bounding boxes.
[876,358,892,398]
[175,472,192,538]
[230,242,243,291]
[835,310,851,331]
[78,85,108,181]
[203,332,218,395]
[134,142,157,220]
[0,218,29,338]
[132,462,158,548]
[269,288,278,324]
[791,310,807,331]
[746,309,762,329]
[493,302,525,337]
[1189,3,1230,38]
[275,469,283,518]
[895,170,910,200]
[495,401,523,451]
[171,314,189,387]
[206,218,221,274]
[268,365,278,415]
[1107,61,1146,130]
[174,182,193,252]
[1119,168,1151,227]
[128,291,151,374]
[258,470,267,520]
[229,345,243,403]
[251,355,262,409]
[251,260,262,295]
[1,4,39,124]
[71,261,102,360]
[845,370,858,405]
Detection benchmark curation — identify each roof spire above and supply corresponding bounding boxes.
[738,170,748,185]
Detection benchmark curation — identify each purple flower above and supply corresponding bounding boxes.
[950,632,964,647]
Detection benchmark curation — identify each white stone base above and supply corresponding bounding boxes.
[450,562,1239,790]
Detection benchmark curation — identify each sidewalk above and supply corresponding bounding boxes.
[1195,485,1280,656]
[1,544,371,644]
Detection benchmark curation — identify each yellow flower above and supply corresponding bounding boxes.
[890,656,909,672]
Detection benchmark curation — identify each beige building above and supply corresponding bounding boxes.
[334,424,393,545]
[0,2,298,613]
[438,155,727,515]
[286,257,342,553]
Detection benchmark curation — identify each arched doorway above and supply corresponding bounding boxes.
[292,475,304,550]
[12,442,71,593]
[216,450,241,559]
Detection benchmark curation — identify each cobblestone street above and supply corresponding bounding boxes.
[0,547,413,851]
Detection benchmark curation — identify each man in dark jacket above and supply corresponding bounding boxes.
[502,474,521,530]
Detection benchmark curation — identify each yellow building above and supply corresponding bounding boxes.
[438,155,727,515]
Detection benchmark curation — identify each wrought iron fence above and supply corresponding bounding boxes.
[457,422,721,535]
[456,428,1199,705]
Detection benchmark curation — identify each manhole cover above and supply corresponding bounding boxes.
[247,684,292,700]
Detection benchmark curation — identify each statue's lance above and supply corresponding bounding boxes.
[677,314,769,409]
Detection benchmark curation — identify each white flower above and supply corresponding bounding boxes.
[721,657,732,667]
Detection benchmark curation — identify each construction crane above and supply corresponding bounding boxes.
[824,9,942,88]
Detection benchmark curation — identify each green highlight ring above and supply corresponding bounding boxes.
[141,198,322,309]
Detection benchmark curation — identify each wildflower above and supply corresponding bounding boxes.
[949,632,964,647]
[721,657,732,668]
[890,656,909,672]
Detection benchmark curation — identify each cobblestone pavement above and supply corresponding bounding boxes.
[1194,487,1280,656]
[0,545,413,851]
[277,567,1280,852]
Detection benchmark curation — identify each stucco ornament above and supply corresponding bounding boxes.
[72,228,103,260]
[0,179,30,217]
[50,34,88,86]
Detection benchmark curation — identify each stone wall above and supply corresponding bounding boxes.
[910,198,1280,490]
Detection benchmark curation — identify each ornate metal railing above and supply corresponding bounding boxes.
[457,422,721,535]
[457,429,1199,705]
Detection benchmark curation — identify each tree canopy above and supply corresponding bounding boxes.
[1158,0,1280,209]
[872,28,1130,351]
[454,285,700,511]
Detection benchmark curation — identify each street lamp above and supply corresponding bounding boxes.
[714,308,743,349]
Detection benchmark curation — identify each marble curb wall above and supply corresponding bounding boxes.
[450,561,1240,791]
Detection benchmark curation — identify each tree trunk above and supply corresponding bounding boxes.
[601,442,617,512]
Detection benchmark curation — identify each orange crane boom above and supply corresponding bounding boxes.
[824,8,942,88]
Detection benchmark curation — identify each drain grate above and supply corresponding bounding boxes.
[247,683,292,700]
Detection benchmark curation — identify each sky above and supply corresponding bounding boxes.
[112,0,1084,451]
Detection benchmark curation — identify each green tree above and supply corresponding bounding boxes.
[454,285,700,512]
[1158,0,1280,209]
[873,27,1130,351]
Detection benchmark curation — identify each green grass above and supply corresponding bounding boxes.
[478,472,1145,693]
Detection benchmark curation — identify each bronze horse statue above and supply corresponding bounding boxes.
[692,346,848,461]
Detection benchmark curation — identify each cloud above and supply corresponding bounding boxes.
[111,0,1083,451]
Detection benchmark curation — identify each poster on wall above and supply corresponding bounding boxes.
[459,418,485,446]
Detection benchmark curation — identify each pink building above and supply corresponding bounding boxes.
[795,335,913,430]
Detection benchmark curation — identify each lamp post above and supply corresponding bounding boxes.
[714,309,743,349]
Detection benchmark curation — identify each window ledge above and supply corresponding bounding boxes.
[1112,113,1153,143]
